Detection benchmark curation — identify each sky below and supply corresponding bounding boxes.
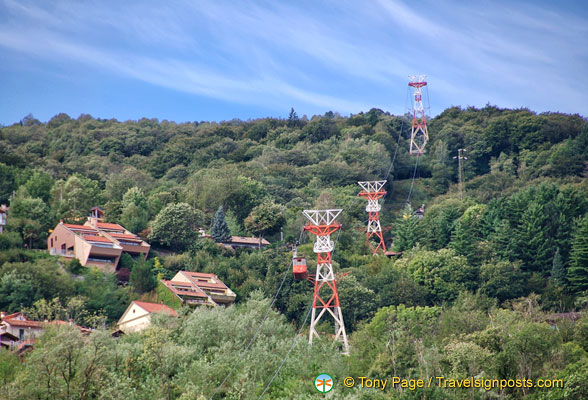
[0,0,587,125]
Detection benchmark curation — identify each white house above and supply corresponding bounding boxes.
[117,301,178,333]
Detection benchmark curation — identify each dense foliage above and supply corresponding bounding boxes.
[1,105,587,398]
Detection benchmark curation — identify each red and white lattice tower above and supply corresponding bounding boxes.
[302,209,349,354]
[358,181,387,254]
[408,75,429,155]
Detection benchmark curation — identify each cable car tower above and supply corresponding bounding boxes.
[358,181,387,254]
[408,75,429,156]
[300,209,349,354]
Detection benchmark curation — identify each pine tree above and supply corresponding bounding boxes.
[550,248,566,288]
[450,204,485,264]
[211,206,231,243]
[514,202,555,274]
[568,215,588,293]
[392,205,422,252]
[287,107,299,128]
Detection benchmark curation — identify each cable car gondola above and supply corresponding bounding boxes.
[292,241,307,280]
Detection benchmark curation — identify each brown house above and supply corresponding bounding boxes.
[47,208,150,273]
[160,271,236,307]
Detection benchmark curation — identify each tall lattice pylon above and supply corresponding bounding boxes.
[358,181,387,254]
[453,148,467,201]
[302,209,349,354]
[408,75,429,155]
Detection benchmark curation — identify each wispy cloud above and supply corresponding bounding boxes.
[0,0,586,121]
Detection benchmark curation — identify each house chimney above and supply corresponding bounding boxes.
[1,311,5,319]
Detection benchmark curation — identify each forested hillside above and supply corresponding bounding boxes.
[1,106,588,399]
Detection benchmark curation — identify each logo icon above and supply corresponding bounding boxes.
[314,373,334,393]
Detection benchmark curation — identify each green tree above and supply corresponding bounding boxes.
[24,170,54,202]
[396,248,477,304]
[479,261,527,303]
[568,215,588,293]
[244,200,285,246]
[0,271,37,312]
[130,259,157,294]
[0,348,21,386]
[514,202,556,274]
[0,163,16,203]
[150,203,199,251]
[120,202,149,233]
[551,248,566,288]
[392,205,423,252]
[337,275,377,330]
[450,204,485,264]
[52,175,102,220]
[287,107,299,128]
[211,206,231,243]
[422,199,465,250]
[8,193,53,248]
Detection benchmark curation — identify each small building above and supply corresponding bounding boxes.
[415,204,425,219]
[204,234,270,250]
[0,331,19,350]
[117,301,178,333]
[159,271,236,307]
[0,312,44,342]
[227,236,270,249]
[0,204,8,234]
[47,208,150,273]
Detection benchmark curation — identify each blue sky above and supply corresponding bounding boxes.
[0,0,586,125]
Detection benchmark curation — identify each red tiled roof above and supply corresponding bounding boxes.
[83,235,113,243]
[1,312,21,320]
[2,318,44,328]
[183,271,215,278]
[96,222,125,230]
[134,301,178,316]
[48,320,93,333]
[109,233,140,240]
[65,224,98,231]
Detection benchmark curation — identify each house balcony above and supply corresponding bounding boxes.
[49,249,74,257]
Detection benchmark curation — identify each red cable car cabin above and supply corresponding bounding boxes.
[293,257,307,280]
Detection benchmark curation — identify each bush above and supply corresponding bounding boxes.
[0,232,22,250]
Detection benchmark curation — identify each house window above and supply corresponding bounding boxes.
[19,329,24,341]
[50,238,53,247]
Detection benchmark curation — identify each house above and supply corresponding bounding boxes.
[0,311,93,351]
[205,234,270,250]
[0,204,7,234]
[47,207,150,273]
[0,312,44,343]
[117,301,177,333]
[384,250,402,258]
[159,271,236,307]
[226,236,270,249]
[0,331,19,350]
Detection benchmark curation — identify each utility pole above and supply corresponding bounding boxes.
[408,75,429,155]
[302,209,349,354]
[357,181,387,254]
[453,149,467,201]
